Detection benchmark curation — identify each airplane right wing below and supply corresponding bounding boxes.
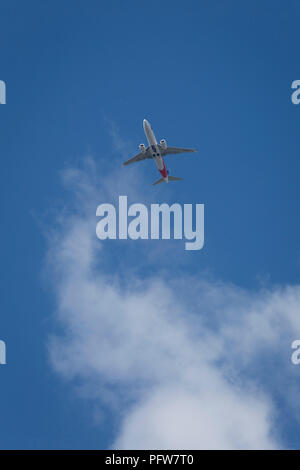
[161,146,197,156]
[123,149,152,166]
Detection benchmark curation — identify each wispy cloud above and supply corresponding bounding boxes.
[45,149,300,449]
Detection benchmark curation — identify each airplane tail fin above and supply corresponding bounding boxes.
[153,176,183,186]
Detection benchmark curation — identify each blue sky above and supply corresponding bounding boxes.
[1,0,300,449]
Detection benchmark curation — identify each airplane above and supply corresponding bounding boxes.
[123,119,196,185]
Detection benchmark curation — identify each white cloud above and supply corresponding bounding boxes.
[45,157,300,449]
[114,384,275,450]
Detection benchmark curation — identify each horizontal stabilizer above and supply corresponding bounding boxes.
[168,176,183,182]
[153,175,183,186]
[153,177,165,186]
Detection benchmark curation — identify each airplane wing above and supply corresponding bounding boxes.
[160,146,197,156]
[123,149,152,166]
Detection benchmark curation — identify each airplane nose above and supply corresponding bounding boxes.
[143,119,148,128]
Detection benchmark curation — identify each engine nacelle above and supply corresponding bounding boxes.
[139,143,146,154]
[160,139,167,150]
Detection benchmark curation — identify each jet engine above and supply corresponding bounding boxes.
[139,143,146,154]
[160,139,167,150]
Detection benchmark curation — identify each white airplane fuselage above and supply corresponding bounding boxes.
[143,119,168,182]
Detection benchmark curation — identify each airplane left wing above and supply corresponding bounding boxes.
[123,150,151,166]
[160,146,197,156]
